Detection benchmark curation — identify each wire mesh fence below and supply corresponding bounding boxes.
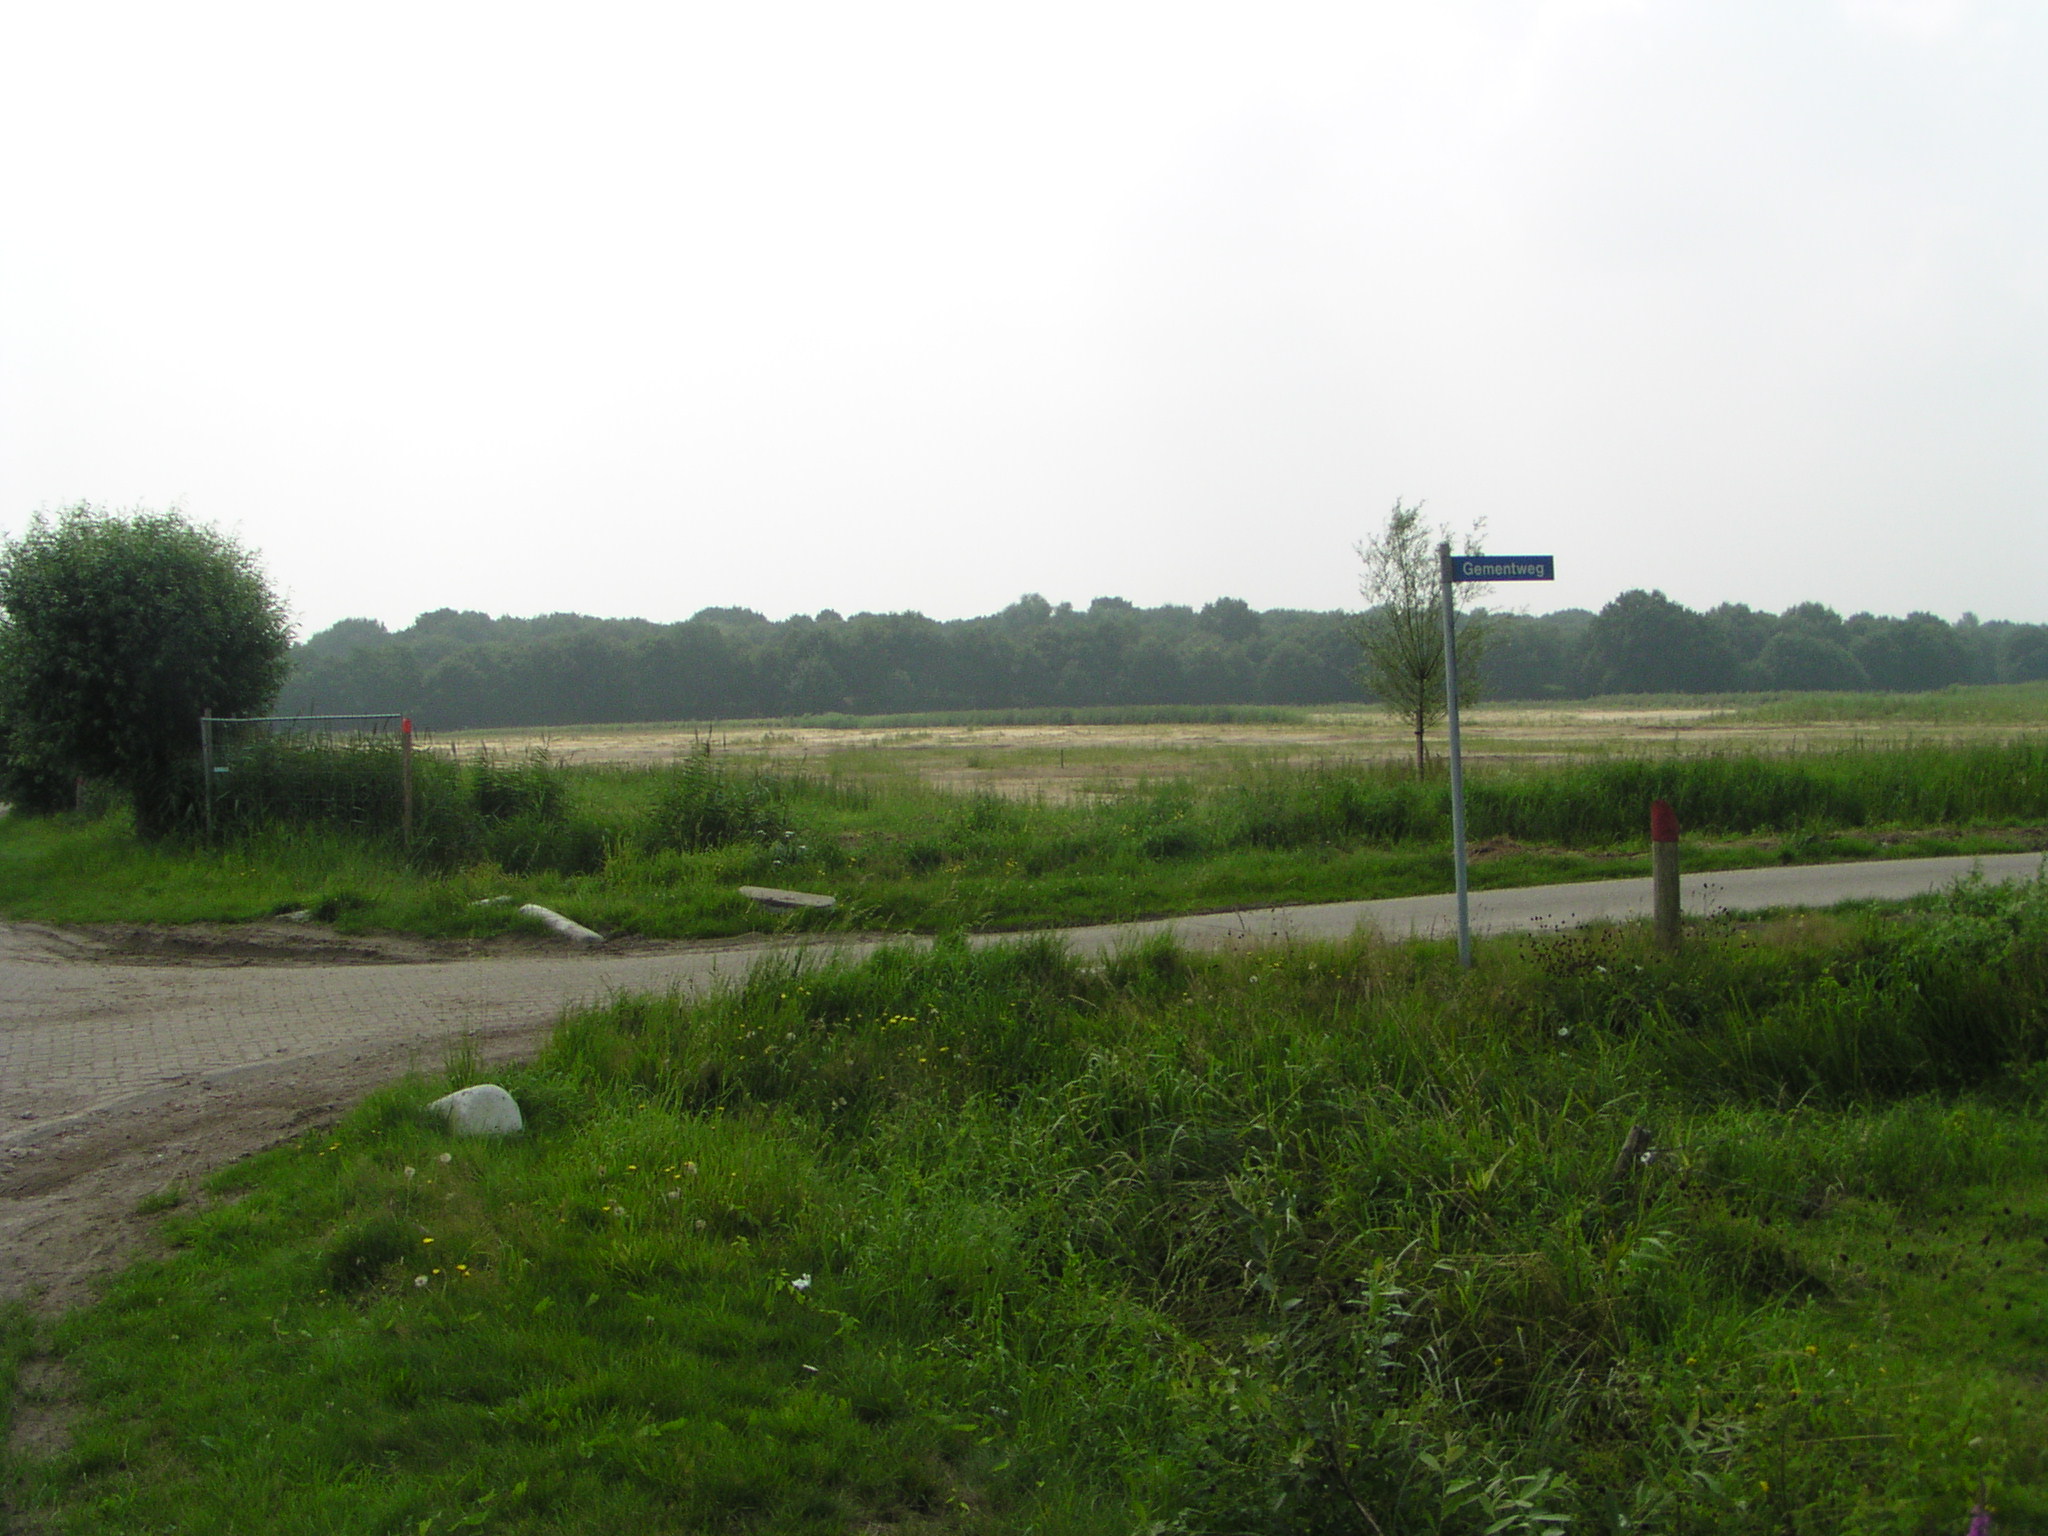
[200,713,414,840]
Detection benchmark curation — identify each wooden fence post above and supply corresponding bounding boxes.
[1651,798,1680,950]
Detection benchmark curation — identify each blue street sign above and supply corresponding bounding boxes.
[1450,555,1553,582]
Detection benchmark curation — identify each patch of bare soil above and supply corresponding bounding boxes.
[8,1357,74,1460]
[49,920,450,966]
[43,919,714,967]
[0,1015,552,1318]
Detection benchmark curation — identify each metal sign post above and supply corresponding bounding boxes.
[401,717,415,847]
[1439,547,1554,968]
[199,711,215,839]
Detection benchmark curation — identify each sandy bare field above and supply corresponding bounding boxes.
[432,703,2039,800]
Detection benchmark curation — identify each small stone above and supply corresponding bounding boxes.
[738,886,836,911]
[425,1083,525,1137]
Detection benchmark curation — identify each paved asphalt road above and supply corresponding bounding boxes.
[3,851,2042,1141]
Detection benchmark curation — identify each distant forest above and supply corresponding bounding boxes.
[279,592,2048,731]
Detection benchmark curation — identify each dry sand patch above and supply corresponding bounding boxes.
[432,703,2041,798]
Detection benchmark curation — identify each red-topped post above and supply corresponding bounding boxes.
[1651,798,1680,950]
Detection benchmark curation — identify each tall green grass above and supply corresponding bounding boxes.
[938,738,2048,868]
[193,735,2048,870]
[1724,680,2048,726]
[8,740,2047,940]
[1466,739,2048,844]
[16,879,2048,1531]
[202,741,613,876]
[642,743,798,852]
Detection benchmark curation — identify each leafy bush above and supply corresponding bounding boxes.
[0,506,290,836]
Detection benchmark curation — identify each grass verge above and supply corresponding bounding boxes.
[9,875,2048,1532]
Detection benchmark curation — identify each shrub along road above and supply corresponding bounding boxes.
[2,850,2042,1312]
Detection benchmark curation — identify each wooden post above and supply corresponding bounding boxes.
[401,717,414,847]
[1608,1124,1655,1186]
[1651,798,1680,950]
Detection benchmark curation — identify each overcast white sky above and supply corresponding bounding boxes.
[3,0,2043,637]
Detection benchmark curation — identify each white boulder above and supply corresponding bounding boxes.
[426,1083,525,1137]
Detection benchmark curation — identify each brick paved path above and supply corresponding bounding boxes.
[4,851,2040,1141]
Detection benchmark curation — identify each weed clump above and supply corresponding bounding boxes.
[320,1214,412,1295]
[643,742,792,852]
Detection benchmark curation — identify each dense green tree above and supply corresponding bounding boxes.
[1705,602,1778,672]
[1779,602,1848,642]
[296,616,389,661]
[0,625,76,812]
[786,650,848,714]
[0,506,290,833]
[1951,612,2002,684]
[1479,610,1589,700]
[1198,597,1261,643]
[2005,625,2048,683]
[1849,612,1968,692]
[1583,590,1738,694]
[1755,631,1866,691]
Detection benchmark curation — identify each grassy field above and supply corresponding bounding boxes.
[8,874,2047,1532]
[2,729,2047,942]
[1724,682,2048,727]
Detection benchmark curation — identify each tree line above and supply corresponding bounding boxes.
[280,590,2048,730]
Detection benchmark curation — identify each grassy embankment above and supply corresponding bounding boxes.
[1,733,2046,941]
[7,874,2048,1531]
